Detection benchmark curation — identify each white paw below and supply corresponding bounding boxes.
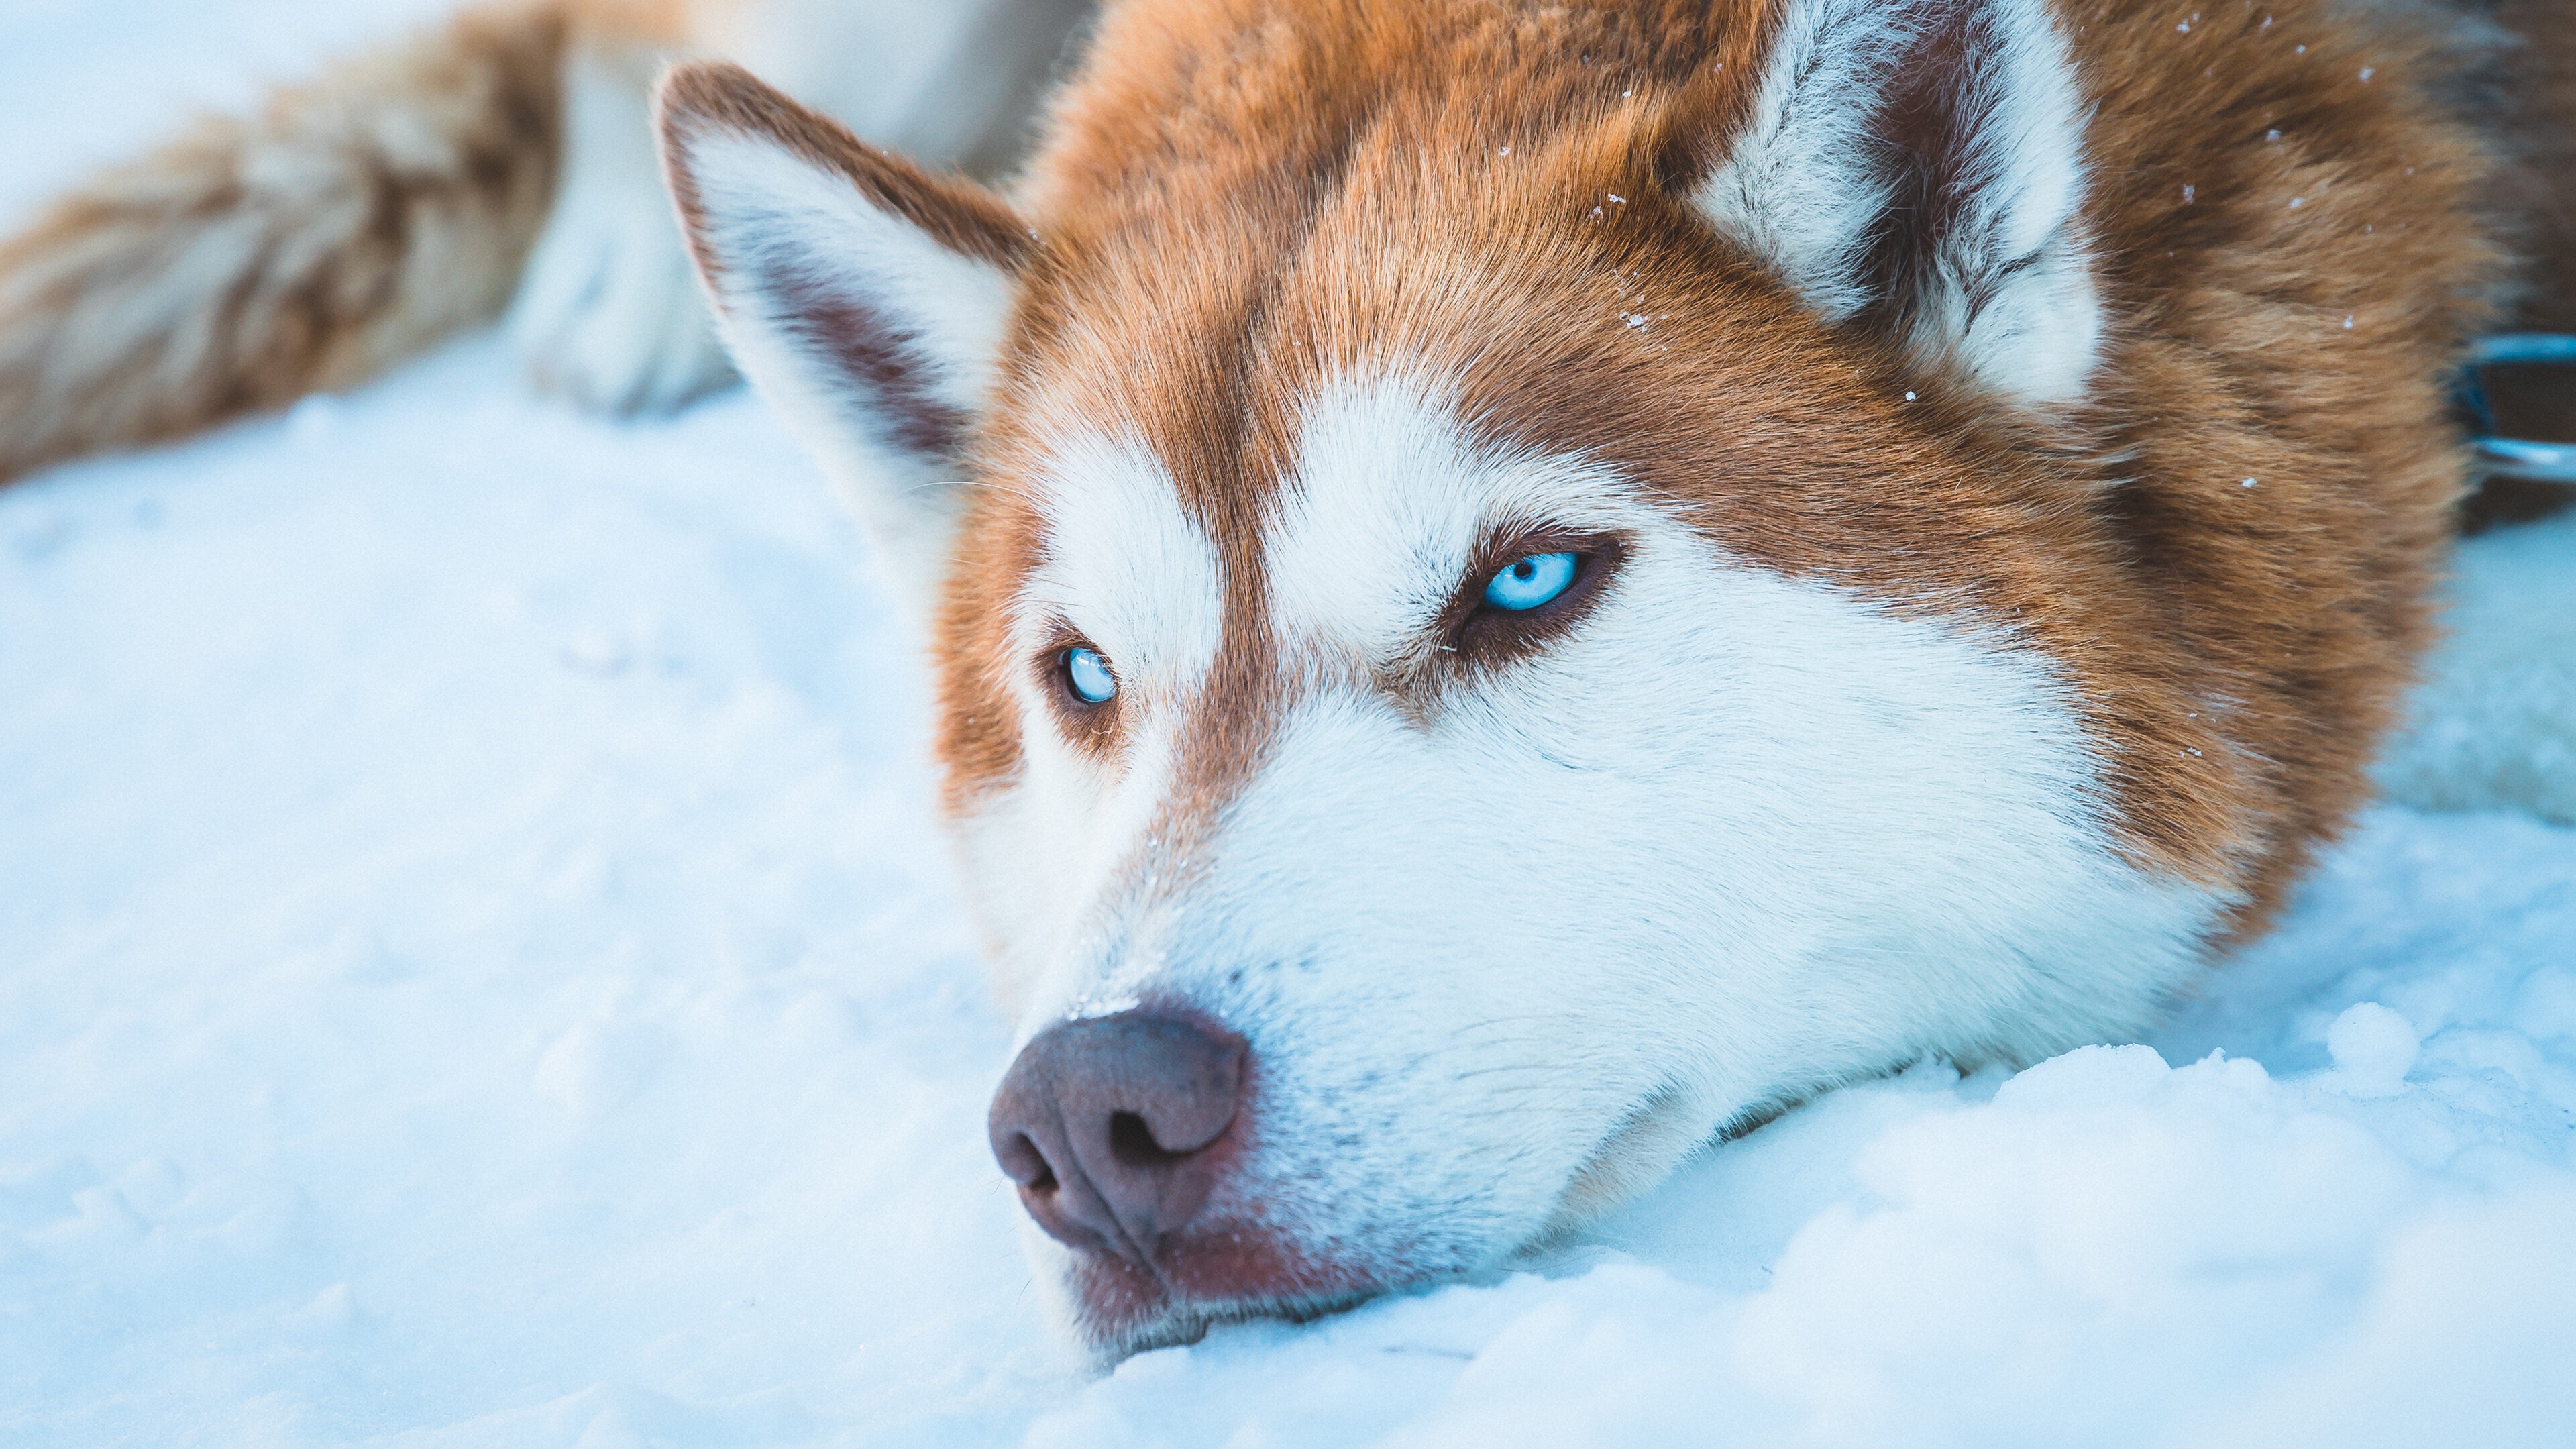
[504,49,733,415]
[2378,509,2576,824]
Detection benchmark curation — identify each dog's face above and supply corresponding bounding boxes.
[662,0,2229,1355]
[944,373,2217,1352]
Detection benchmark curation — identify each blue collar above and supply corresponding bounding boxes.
[2461,335,2576,484]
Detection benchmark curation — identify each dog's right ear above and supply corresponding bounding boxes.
[657,62,1030,590]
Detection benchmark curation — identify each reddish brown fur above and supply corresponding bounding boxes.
[927,0,2522,949]
[659,61,1036,274]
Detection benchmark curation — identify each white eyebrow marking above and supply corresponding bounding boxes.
[1019,429,1224,694]
[1265,371,1626,659]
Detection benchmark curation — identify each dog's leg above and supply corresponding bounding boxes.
[719,0,1091,178]
[505,25,731,414]
[506,0,1085,415]
[2377,514,2576,824]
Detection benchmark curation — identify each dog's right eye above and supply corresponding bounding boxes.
[1483,551,1578,611]
[1444,532,1622,665]
[1063,646,1118,706]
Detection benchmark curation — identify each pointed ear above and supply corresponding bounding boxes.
[1694,0,2100,408]
[656,62,1030,588]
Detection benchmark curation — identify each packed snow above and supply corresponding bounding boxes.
[4,4,2573,1445]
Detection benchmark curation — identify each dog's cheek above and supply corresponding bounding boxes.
[1138,541,2228,1254]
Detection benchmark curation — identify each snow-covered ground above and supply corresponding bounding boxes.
[5,5,2573,1445]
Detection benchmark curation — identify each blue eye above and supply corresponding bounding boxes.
[1064,646,1118,705]
[1482,551,1579,611]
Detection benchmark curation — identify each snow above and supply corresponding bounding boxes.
[0,0,460,225]
[4,4,2574,1445]
[2378,511,2576,824]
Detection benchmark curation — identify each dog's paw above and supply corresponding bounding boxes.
[503,48,733,415]
[2377,509,2576,825]
[506,183,733,413]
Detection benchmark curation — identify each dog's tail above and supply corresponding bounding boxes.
[0,1,572,485]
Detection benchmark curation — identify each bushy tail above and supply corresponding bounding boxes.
[0,1,570,484]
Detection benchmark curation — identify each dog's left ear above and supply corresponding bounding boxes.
[1695,0,2099,408]
[657,62,1030,597]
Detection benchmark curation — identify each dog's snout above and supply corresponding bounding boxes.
[987,1010,1246,1265]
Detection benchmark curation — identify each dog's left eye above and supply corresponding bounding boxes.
[1063,646,1118,705]
[1482,551,1578,611]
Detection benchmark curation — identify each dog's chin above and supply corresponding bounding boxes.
[1072,1273,1385,1364]
[1053,1226,1396,1362]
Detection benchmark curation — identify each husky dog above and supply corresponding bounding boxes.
[4,0,2572,1358]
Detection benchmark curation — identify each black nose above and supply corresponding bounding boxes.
[987,1010,1246,1265]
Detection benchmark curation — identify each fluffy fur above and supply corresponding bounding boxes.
[3,0,2563,480]
[1696,0,2102,405]
[0,1,565,484]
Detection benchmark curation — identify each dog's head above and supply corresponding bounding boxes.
[661,0,2230,1356]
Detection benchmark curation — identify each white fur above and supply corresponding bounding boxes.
[1263,374,1629,661]
[1695,0,2102,407]
[1693,0,1902,326]
[1017,430,1228,691]
[973,375,2223,1345]
[672,125,1016,603]
[712,0,1086,169]
[513,0,1071,422]
[963,432,1228,1010]
[508,45,735,413]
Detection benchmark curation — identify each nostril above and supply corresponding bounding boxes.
[996,1129,1058,1192]
[1108,1109,1186,1168]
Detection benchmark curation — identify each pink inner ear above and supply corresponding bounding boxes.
[1691,0,2098,405]
[655,62,1034,482]
[759,262,971,462]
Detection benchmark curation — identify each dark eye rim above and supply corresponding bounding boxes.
[1443,528,1624,663]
